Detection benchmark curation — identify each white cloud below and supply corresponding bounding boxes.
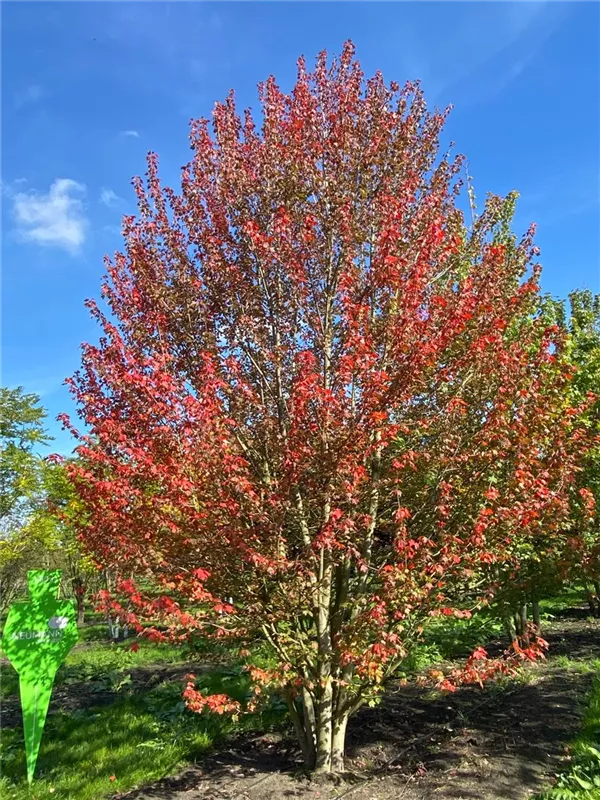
[13,179,88,254]
[120,129,139,138]
[99,187,121,208]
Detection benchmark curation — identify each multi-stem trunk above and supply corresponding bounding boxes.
[288,681,351,774]
[314,548,336,773]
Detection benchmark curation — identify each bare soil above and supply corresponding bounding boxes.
[113,611,600,800]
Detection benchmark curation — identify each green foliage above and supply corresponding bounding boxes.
[0,387,49,529]
[0,390,95,617]
[422,612,504,659]
[0,389,57,614]
[545,290,600,500]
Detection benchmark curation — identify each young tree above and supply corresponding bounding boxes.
[0,387,49,531]
[468,290,600,640]
[64,43,589,772]
[0,389,94,620]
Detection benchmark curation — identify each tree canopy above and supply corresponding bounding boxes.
[64,42,594,772]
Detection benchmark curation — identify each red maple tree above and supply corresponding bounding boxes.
[63,43,589,772]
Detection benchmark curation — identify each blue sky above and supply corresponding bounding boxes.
[2,1,599,455]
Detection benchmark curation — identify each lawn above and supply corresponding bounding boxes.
[0,623,285,800]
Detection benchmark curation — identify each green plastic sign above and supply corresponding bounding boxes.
[1,570,78,783]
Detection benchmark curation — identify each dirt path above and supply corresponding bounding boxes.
[115,613,599,800]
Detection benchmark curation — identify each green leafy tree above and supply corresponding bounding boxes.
[29,458,97,624]
[0,388,94,620]
[0,387,49,530]
[0,388,52,612]
[484,291,600,634]
[557,290,600,614]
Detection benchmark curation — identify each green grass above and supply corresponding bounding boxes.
[538,587,594,620]
[537,662,600,799]
[1,632,190,700]
[0,630,285,800]
[552,656,599,674]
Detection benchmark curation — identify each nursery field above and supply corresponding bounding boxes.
[1,595,599,800]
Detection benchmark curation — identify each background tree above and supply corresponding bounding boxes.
[0,387,49,530]
[64,43,590,773]
[1,387,51,613]
[33,457,97,625]
[0,388,93,620]
[547,290,600,615]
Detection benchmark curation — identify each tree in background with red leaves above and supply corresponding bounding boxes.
[62,42,592,773]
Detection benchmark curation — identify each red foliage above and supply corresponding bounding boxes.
[429,632,549,692]
[183,675,241,715]
[62,42,590,755]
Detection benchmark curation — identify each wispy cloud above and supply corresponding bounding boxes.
[14,84,43,110]
[120,129,139,138]
[7,374,65,399]
[12,179,88,254]
[99,187,122,208]
[517,163,600,227]
[405,1,567,108]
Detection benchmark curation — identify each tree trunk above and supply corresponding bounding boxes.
[587,586,597,617]
[532,597,541,634]
[286,682,351,773]
[593,581,600,618]
[76,591,85,626]
[519,602,529,647]
[109,616,120,639]
[513,610,522,639]
[331,710,349,773]
[286,689,316,770]
[302,688,317,767]
[503,613,518,644]
[314,678,334,772]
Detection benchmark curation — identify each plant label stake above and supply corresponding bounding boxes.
[1,570,78,783]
